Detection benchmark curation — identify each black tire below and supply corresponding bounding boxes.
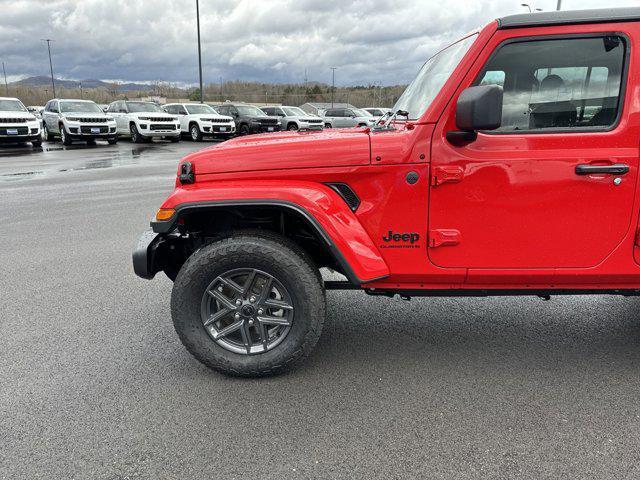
[287,123,298,131]
[189,123,203,141]
[239,124,250,136]
[130,123,144,143]
[31,137,42,147]
[324,123,332,129]
[107,137,118,145]
[87,139,96,146]
[169,135,181,143]
[171,232,325,377]
[60,125,73,146]
[43,124,54,142]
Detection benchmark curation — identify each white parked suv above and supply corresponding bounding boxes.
[107,101,181,143]
[322,107,377,128]
[259,106,324,131]
[0,97,42,147]
[163,103,235,141]
[42,99,117,145]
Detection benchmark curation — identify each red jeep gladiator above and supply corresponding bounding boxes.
[134,7,640,376]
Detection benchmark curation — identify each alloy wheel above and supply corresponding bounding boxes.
[200,268,294,355]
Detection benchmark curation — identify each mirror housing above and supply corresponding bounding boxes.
[455,85,503,131]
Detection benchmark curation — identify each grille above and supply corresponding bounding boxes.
[149,124,176,131]
[306,119,322,123]
[0,126,29,135]
[206,118,231,124]
[80,126,108,134]
[79,118,108,123]
[325,183,360,212]
[149,117,175,123]
[0,118,28,124]
[259,118,279,125]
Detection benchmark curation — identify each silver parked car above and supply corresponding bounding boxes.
[363,107,393,119]
[322,107,377,128]
[260,106,324,131]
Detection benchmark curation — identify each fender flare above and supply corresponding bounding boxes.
[152,183,390,284]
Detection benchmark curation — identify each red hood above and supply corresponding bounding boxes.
[181,129,371,176]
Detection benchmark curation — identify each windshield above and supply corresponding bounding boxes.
[60,101,103,113]
[283,107,306,116]
[353,109,372,117]
[393,34,477,120]
[185,104,216,115]
[127,102,163,113]
[236,105,266,116]
[0,99,28,112]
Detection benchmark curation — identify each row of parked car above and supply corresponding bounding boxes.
[0,96,392,147]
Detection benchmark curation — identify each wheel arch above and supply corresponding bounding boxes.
[152,190,389,285]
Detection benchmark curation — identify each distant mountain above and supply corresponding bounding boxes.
[10,76,155,92]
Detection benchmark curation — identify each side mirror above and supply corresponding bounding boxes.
[448,85,503,145]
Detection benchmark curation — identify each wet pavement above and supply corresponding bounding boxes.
[2,138,640,479]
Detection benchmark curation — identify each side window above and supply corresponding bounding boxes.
[107,103,116,113]
[179,106,188,115]
[476,36,626,132]
[324,109,336,117]
[44,101,51,112]
[262,107,274,115]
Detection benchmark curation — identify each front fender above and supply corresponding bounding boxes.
[153,181,390,284]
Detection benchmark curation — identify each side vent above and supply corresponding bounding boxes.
[325,183,361,212]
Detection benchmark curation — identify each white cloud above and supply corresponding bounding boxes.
[0,0,638,86]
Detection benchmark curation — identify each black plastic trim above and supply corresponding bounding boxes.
[150,199,388,285]
[364,288,640,297]
[324,182,361,211]
[498,7,640,29]
[132,230,162,279]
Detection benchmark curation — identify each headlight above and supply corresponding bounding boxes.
[66,117,80,122]
[105,116,114,121]
[138,117,150,121]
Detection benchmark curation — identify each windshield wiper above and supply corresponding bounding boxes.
[375,109,410,129]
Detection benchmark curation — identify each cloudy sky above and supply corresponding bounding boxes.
[0,0,638,87]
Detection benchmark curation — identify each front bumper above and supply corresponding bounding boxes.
[250,123,281,133]
[65,123,117,139]
[201,123,236,136]
[132,230,163,279]
[138,122,181,137]
[298,123,324,130]
[0,124,40,142]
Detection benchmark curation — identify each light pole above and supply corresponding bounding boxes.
[41,39,56,98]
[331,68,337,106]
[2,62,8,96]
[556,0,562,10]
[196,0,204,103]
[79,82,83,99]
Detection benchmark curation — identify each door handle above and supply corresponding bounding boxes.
[575,164,629,175]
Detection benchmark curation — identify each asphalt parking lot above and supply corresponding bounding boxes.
[2,139,640,479]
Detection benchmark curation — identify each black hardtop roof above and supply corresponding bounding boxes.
[499,7,640,29]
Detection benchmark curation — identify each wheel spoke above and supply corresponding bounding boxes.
[207,289,237,311]
[242,270,257,295]
[203,307,230,326]
[258,276,274,303]
[211,319,243,339]
[263,298,293,311]
[260,323,269,350]
[257,314,291,326]
[239,321,252,353]
[217,276,244,295]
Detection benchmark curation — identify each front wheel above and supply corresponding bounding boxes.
[190,124,203,141]
[60,125,72,146]
[43,124,54,142]
[171,233,325,377]
[31,137,42,147]
[130,124,144,143]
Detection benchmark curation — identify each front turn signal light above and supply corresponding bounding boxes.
[155,208,175,221]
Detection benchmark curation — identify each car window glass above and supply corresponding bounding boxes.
[476,36,626,131]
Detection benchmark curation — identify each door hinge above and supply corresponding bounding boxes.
[429,229,461,248]
[431,166,464,187]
